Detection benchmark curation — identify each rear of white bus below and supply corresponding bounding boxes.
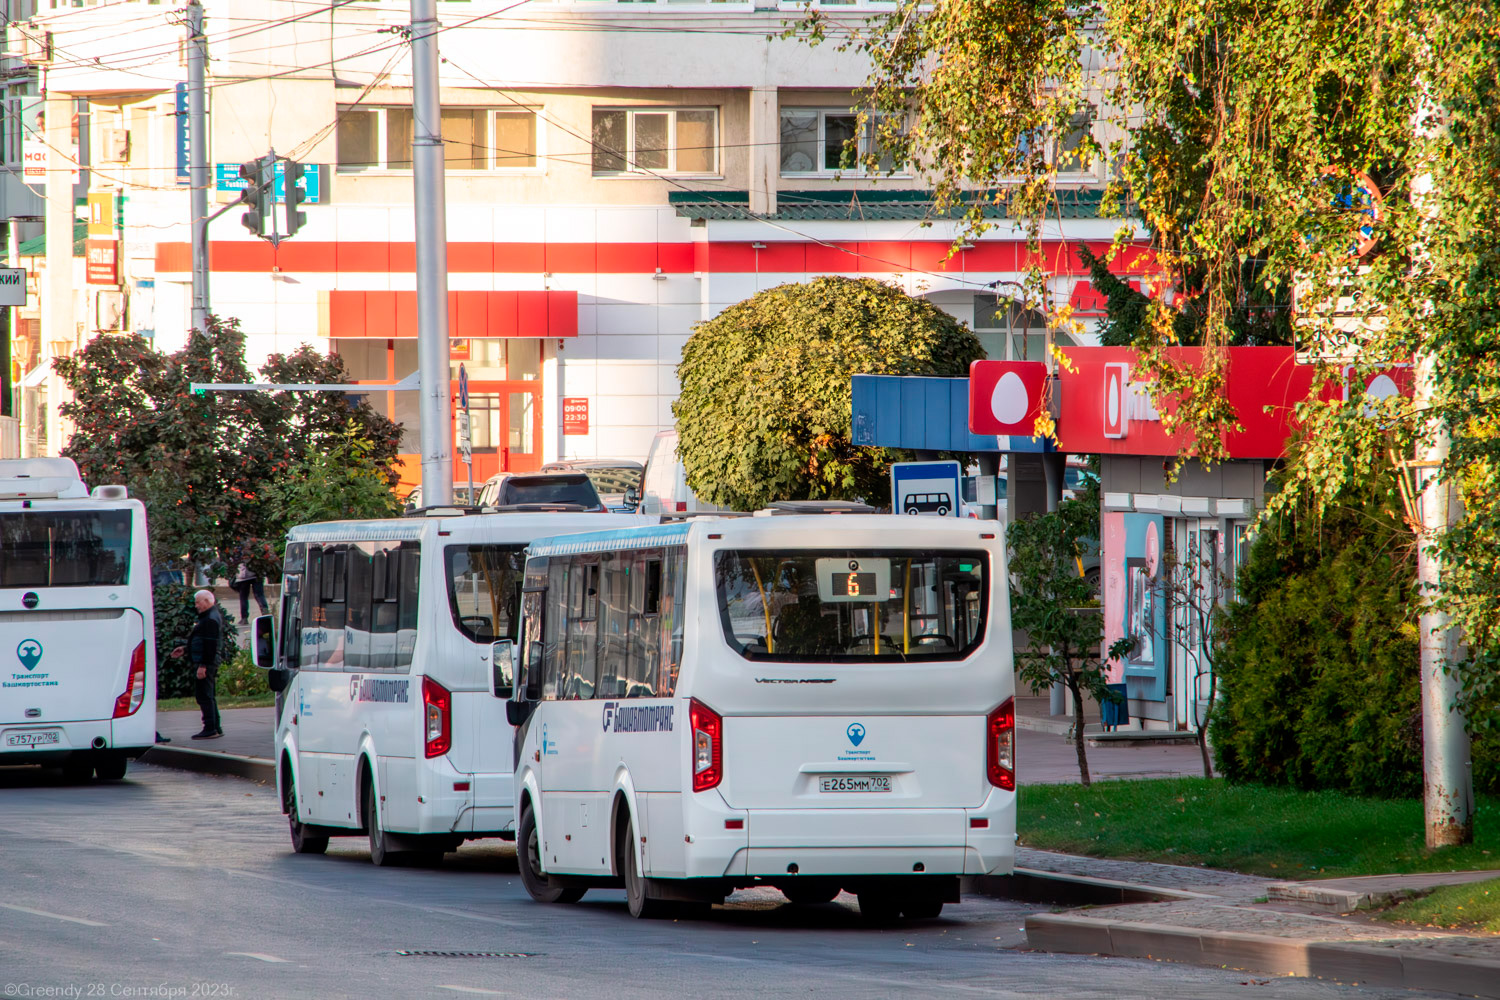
[0,497,154,778]
[681,520,1014,915]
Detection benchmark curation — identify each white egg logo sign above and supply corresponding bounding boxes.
[991,370,1030,426]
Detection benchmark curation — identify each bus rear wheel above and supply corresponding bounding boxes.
[620,815,672,919]
[286,773,328,855]
[93,753,128,781]
[781,882,840,905]
[517,804,585,904]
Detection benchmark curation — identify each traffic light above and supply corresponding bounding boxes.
[238,156,273,237]
[282,159,307,239]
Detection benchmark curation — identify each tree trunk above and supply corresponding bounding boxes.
[1197,669,1215,779]
[1066,671,1091,787]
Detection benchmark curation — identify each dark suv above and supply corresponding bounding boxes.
[484,472,605,511]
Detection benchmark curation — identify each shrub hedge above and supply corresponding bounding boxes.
[153,585,240,699]
[1212,488,1499,797]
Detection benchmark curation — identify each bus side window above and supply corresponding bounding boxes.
[301,546,321,670]
[319,546,347,667]
[658,545,687,697]
[517,588,545,701]
[626,551,663,698]
[346,544,374,669]
[564,559,600,700]
[396,542,420,669]
[597,553,630,699]
[543,558,569,700]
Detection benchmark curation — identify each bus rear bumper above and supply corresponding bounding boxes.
[0,720,150,764]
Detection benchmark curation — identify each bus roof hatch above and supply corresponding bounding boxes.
[0,458,89,499]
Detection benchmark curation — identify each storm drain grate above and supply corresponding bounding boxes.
[394,950,538,959]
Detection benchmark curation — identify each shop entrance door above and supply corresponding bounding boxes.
[458,381,543,482]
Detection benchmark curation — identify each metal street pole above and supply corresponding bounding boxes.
[187,0,210,334]
[1411,80,1473,848]
[410,0,452,506]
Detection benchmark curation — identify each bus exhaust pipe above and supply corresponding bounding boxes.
[92,737,107,749]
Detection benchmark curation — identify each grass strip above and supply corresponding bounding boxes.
[158,694,275,712]
[1382,877,1500,932]
[1019,778,1500,878]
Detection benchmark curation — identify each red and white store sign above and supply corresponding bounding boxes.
[562,397,589,435]
[968,360,1047,435]
[1050,347,1415,459]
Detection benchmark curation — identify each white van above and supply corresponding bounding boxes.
[505,513,1015,920]
[635,430,724,515]
[0,458,154,781]
[253,510,654,863]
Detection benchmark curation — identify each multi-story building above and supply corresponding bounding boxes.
[26,0,1139,486]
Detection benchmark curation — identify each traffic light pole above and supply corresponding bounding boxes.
[411,0,453,506]
[187,0,210,335]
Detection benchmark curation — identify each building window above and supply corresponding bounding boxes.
[336,107,538,171]
[591,108,717,175]
[974,294,1067,362]
[779,109,897,175]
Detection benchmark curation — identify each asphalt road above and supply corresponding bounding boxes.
[0,764,1439,1000]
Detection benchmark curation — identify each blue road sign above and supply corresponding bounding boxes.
[214,161,323,203]
[175,84,190,185]
[890,460,962,518]
[458,363,469,410]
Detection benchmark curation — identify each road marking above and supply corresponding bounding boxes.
[0,903,107,927]
[225,952,291,963]
[435,987,511,996]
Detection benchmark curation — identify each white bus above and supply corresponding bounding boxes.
[253,510,653,864]
[0,458,154,781]
[504,514,1015,920]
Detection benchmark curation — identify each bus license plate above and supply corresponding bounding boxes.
[819,775,891,793]
[6,731,60,747]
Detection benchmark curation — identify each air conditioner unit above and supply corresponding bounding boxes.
[100,128,129,162]
[5,26,51,65]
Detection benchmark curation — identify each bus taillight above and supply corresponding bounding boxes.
[112,642,147,719]
[423,676,452,758]
[689,699,722,792]
[986,698,1015,791]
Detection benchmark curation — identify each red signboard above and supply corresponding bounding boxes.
[1053,347,1323,459]
[85,240,119,286]
[968,360,1047,435]
[562,397,589,435]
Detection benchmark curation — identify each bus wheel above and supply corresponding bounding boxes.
[781,883,840,905]
[857,892,903,925]
[286,774,328,855]
[621,816,671,919]
[517,804,585,904]
[94,754,128,781]
[365,782,401,867]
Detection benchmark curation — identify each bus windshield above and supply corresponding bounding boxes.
[446,544,526,642]
[0,510,132,588]
[714,549,987,662]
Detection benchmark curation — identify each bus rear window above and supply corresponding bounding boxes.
[714,549,987,662]
[446,544,526,642]
[0,510,132,588]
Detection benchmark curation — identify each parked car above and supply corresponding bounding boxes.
[476,471,605,511]
[404,483,481,510]
[539,460,644,512]
[634,430,724,515]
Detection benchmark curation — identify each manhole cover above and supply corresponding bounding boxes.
[394,951,538,959]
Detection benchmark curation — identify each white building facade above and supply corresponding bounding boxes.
[25,0,1140,488]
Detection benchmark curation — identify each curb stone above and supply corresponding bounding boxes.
[141,745,275,784]
[1026,911,1500,997]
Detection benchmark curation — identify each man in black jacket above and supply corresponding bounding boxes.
[172,590,224,739]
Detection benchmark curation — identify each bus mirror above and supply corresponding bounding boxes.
[491,640,515,698]
[505,699,531,727]
[251,615,275,668]
[624,486,640,509]
[267,667,291,693]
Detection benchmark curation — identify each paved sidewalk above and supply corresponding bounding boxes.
[1019,847,1500,996]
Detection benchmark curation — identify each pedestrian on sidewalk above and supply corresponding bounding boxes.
[171,589,224,740]
[232,560,269,624]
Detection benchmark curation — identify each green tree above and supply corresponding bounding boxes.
[1007,476,1109,786]
[674,276,983,511]
[55,316,400,576]
[262,420,401,541]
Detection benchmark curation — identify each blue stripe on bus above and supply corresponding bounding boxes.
[527,522,692,558]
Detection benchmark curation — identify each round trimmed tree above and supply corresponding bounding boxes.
[674,276,983,511]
